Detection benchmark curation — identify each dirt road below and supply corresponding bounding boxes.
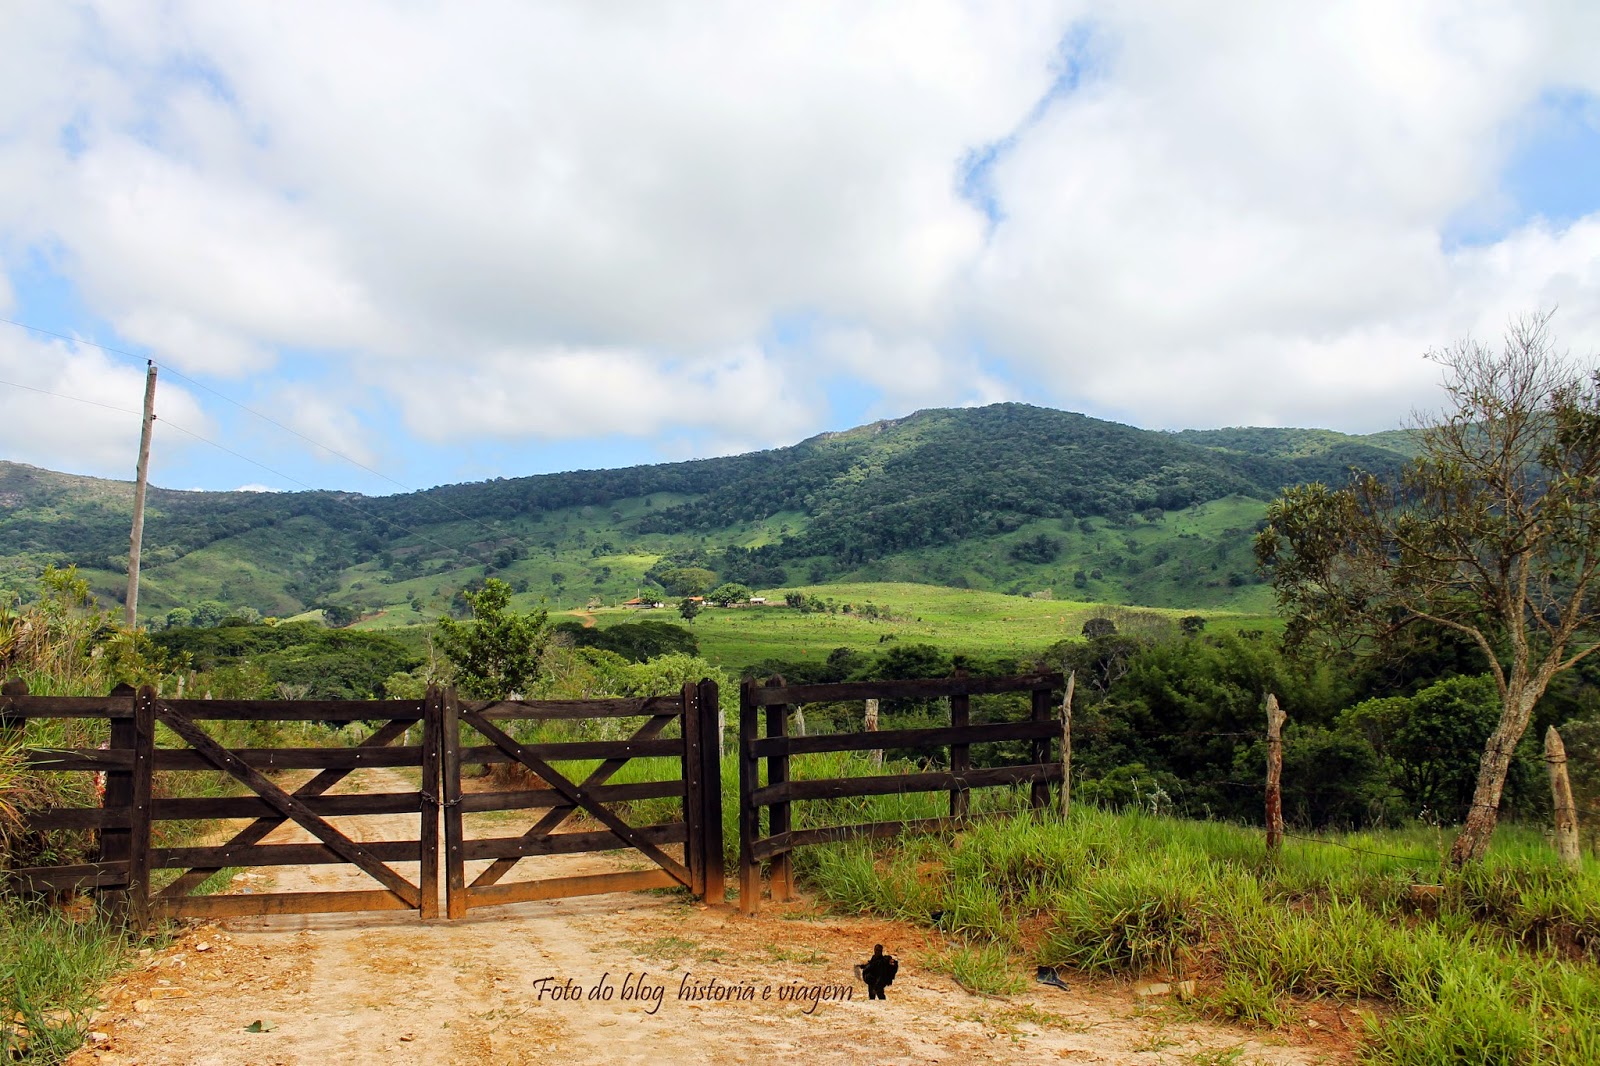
[70,771,1355,1065]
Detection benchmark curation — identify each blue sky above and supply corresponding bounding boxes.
[1,3,1598,496]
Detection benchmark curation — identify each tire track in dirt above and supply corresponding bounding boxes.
[71,769,1356,1065]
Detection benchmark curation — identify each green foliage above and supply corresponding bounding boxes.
[151,621,422,700]
[551,619,697,662]
[434,578,550,699]
[1008,532,1062,564]
[706,582,751,607]
[677,598,701,622]
[1341,675,1544,824]
[658,567,717,597]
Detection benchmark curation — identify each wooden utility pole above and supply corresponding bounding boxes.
[1265,693,1285,854]
[1546,726,1581,871]
[1061,671,1075,818]
[125,361,157,629]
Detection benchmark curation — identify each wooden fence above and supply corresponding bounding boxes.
[737,671,1065,915]
[0,678,722,927]
[440,680,723,917]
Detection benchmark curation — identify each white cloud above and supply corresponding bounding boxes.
[1,0,1599,481]
[391,343,817,449]
[0,331,212,476]
[969,1,1600,430]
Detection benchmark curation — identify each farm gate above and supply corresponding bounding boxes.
[5,669,1066,924]
[0,678,723,926]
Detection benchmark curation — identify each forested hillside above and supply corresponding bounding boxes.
[0,403,1411,623]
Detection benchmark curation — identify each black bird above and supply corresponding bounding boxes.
[860,944,898,1001]
[1036,965,1070,991]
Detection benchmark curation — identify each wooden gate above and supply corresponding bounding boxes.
[1,680,440,924]
[440,680,723,917]
[3,677,724,925]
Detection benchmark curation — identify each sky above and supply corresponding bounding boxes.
[1,2,1598,496]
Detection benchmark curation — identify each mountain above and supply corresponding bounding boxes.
[0,403,1413,623]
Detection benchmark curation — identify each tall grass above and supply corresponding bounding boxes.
[797,805,1600,1064]
[0,906,143,1063]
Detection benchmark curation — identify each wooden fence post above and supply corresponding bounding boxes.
[737,678,761,915]
[126,686,156,929]
[698,679,726,905]
[682,681,708,898]
[441,687,467,920]
[865,699,881,770]
[1030,685,1052,811]
[764,676,793,903]
[419,686,443,919]
[1265,693,1285,854]
[950,672,970,820]
[1061,671,1075,818]
[1546,726,1581,871]
[98,682,137,921]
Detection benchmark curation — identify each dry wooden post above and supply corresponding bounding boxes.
[865,698,881,769]
[1265,693,1286,854]
[697,679,726,904]
[1060,671,1075,818]
[950,671,971,819]
[1546,726,1582,871]
[765,676,793,902]
[440,687,467,919]
[737,678,762,915]
[418,687,443,919]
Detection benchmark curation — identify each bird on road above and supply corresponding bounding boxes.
[859,944,899,1001]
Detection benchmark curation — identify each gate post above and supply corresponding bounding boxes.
[419,687,443,919]
[737,678,760,915]
[764,676,793,903]
[126,687,156,929]
[682,681,708,897]
[697,679,725,904]
[97,683,136,921]
[441,687,467,919]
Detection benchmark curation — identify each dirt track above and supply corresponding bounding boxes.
[70,771,1355,1065]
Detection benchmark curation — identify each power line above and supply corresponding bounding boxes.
[0,314,519,546]
[0,376,143,417]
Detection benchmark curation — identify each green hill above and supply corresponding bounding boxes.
[0,403,1412,624]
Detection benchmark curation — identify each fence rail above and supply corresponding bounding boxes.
[737,671,1065,915]
[3,680,732,926]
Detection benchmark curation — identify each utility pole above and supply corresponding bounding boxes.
[125,361,157,629]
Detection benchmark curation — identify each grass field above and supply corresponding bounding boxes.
[567,582,1279,671]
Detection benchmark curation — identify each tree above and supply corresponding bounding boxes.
[678,598,702,622]
[434,578,550,699]
[659,567,717,597]
[1256,312,1600,863]
[1082,617,1118,639]
[707,582,752,607]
